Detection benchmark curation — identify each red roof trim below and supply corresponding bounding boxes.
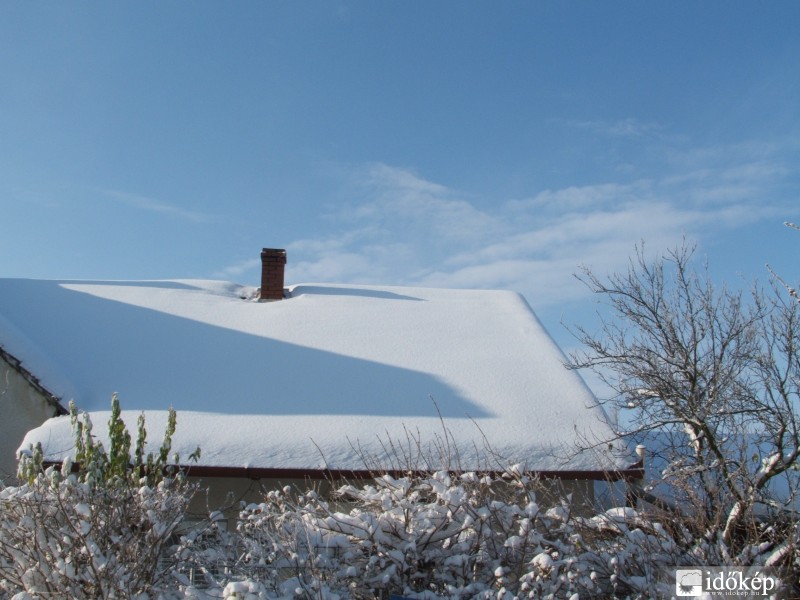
[178,464,645,482]
[42,459,645,482]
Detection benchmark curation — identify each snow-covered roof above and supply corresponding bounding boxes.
[1,278,625,473]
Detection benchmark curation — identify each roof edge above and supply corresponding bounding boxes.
[173,464,645,482]
[40,457,644,482]
[0,346,67,416]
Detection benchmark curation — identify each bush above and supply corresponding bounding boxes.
[174,470,687,599]
[0,396,194,599]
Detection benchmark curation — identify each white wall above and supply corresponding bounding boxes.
[0,357,61,481]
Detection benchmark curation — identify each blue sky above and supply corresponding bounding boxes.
[1,2,799,356]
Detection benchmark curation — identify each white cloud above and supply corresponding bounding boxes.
[341,163,505,242]
[214,258,260,279]
[565,118,663,138]
[268,146,792,309]
[100,189,214,223]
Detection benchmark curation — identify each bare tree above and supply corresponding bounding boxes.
[568,241,800,565]
[767,222,800,304]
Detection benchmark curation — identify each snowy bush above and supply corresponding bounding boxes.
[0,396,194,599]
[2,401,795,598]
[174,470,688,599]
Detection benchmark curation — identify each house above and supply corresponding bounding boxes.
[1,249,641,513]
[0,345,66,478]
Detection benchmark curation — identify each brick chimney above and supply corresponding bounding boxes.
[260,248,287,301]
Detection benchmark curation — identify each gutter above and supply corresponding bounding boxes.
[178,464,646,482]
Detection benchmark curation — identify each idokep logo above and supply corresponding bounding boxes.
[675,567,780,598]
[675,569,703,595]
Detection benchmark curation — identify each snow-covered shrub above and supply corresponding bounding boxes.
[175,470,685,599]
[0,395,194,599]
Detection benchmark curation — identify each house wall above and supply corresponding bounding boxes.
[0,356,63,481]
[184,474,597,526]
[186,475,337,521]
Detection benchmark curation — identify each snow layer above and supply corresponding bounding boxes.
[1,279,622,471]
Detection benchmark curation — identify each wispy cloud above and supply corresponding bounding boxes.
[565,117,663,138]
[214,258,261,279]
[281,146,791,308]
[99,189,214,223]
